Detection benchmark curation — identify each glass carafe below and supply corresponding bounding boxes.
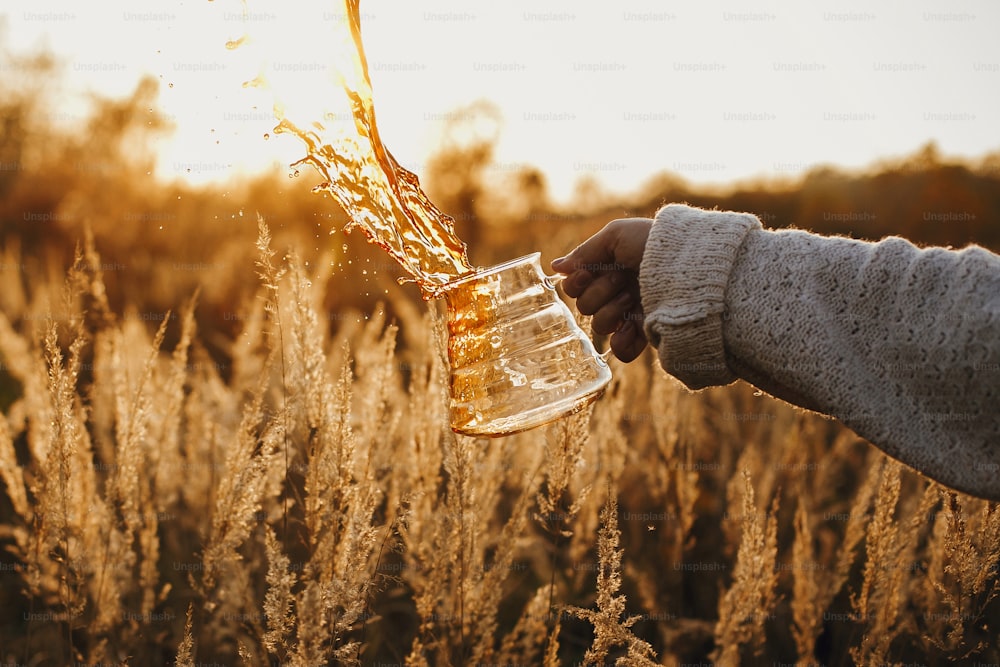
[436,252,612,436]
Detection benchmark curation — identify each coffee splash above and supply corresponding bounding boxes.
[228,0,474,291]
[224,0,612,435]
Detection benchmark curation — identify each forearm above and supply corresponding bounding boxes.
[640,204,1000,499]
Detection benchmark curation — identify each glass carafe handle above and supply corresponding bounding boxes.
[543,272,565,290]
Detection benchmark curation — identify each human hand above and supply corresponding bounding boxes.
[550,217,653,363]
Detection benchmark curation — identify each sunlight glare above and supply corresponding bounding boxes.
[5,0,999,202]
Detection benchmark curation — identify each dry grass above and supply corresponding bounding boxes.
[0,220,995,667]
[2,44,999,665]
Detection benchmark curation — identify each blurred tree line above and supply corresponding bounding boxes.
[2,46,999,350]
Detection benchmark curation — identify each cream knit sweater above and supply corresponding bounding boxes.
[639,204,1000,500]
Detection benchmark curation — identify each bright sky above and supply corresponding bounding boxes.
[5,0,1000,203]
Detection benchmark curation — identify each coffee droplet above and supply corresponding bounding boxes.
[225,35,248,50]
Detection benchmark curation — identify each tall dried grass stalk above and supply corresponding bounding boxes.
[262,525,295,653]
[790,497,820,662]
[537,409,592,539]
[175,603,194,667]
[712,468,779,663]
[196,364,280,596]
[920,487,1000,656]
[851,458,905,665]
[544,612,562,667]
[566,489,659,666]
[790,442,882,662]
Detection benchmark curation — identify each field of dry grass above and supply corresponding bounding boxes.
[0,219,998,666]
[1,47,999,667]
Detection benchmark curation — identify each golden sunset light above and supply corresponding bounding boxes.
[6,0,999,200]
[1,2,998,665]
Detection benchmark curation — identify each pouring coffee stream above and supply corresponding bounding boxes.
[242,0,612,434]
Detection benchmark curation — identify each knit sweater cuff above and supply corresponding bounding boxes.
[639,204,762,389]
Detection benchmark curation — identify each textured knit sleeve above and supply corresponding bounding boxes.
[639,203,1000,500]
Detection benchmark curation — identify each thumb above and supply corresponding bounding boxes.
[550,225,618,275]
